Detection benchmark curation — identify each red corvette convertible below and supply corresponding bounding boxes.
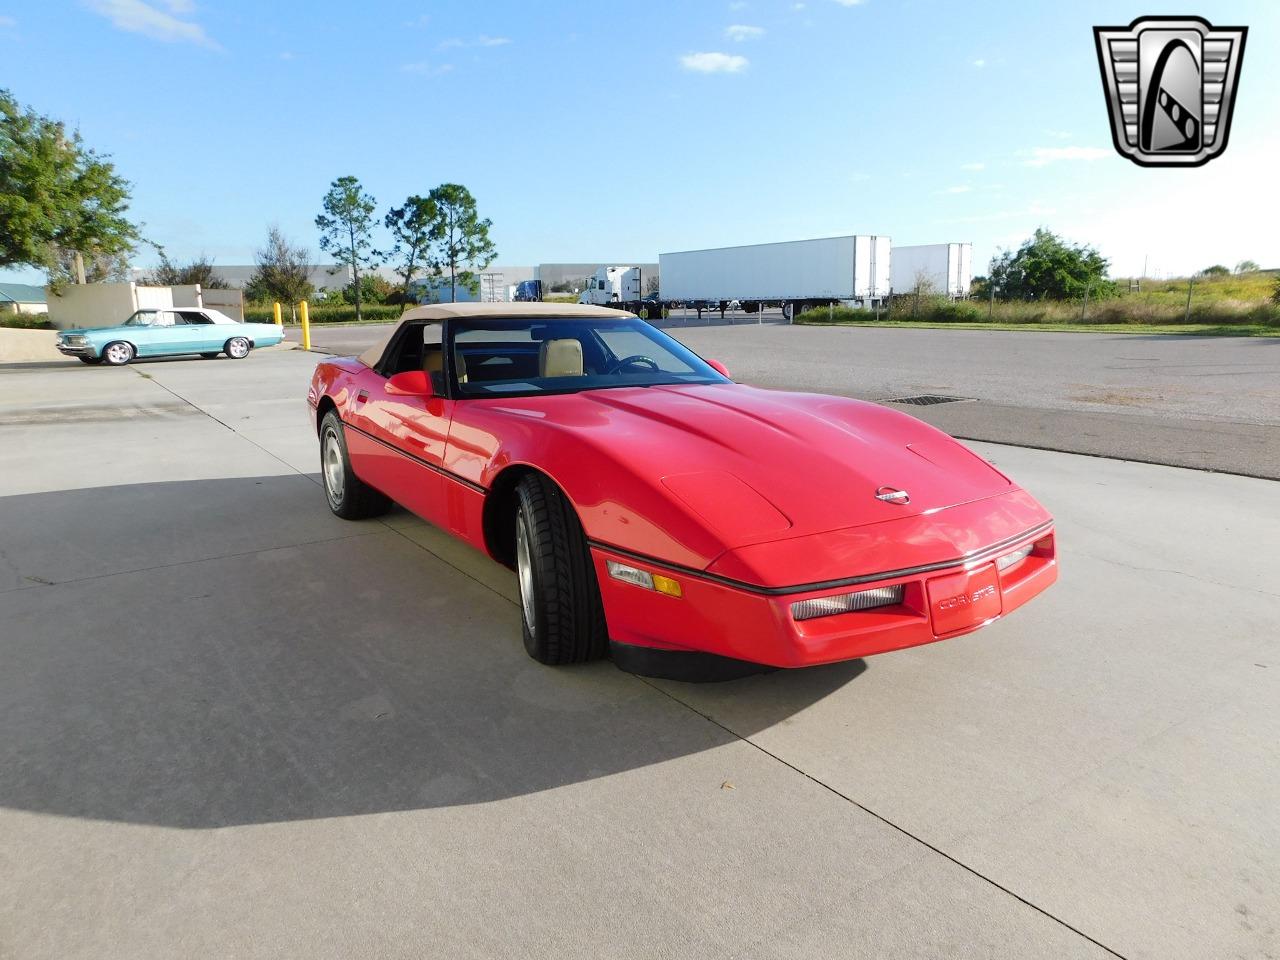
[307,303,1057,679]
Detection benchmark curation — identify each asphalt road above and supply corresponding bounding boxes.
[300,320,1280,478]
[2,349,1277,959]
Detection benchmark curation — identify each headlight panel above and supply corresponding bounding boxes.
[791,584,904,621]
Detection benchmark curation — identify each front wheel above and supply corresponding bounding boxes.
[225,337,251,359]
[101,341,134,366]
[513,474,608,665]
[319,411,390,520]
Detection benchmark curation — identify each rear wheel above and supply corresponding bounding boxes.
[102,341,134,366]
[513,474,608,665]
[319,410,390,519]
[78,356,103,365]
[225,337,251,359]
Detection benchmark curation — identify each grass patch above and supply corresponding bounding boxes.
[799,319,1280,337]
[797,271,1280,335]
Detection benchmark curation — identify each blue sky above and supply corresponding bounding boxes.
[2,0,1276,282]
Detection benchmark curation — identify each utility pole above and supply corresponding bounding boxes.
[73,251,86,284]
[1184,277,1194,322]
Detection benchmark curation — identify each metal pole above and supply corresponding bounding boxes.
[273,301,282,327]
[1184,277,1193,322]
[300,300,311,351]
[989,281,994,320]
[1080,283,1089,322]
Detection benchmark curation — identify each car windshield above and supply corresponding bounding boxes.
[122,311,158,327]
[450,317,728,397]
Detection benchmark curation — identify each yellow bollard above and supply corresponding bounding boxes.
[272,301,282,326]
[299,300,311,351]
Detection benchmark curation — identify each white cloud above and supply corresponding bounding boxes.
[792,2,806,8]
[728,0,748,8]
[725,24,764,41]
[1022,146,1110,167]
[438,35,511,50]
[972,58,985,68]
[401,61,454,76]
[0,14,15,27]
[939,185,972,194]
[831,0,865,6]
[681,51,748,73]
[84,0,219,49]
[960,162,985,171]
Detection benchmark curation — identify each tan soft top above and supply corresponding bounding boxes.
[356,301,632,368]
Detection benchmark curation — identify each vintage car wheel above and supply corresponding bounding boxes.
[513,474,608,665]
[225,337,251,359]
[78,356,104,365]
[101,341,134,366]
[200,352,220,359]
[319,410,391,520]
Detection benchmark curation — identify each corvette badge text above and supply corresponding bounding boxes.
[1094,16,1247,167]
[936,584,997,612]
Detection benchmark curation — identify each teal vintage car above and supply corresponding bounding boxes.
[56,307,286,365]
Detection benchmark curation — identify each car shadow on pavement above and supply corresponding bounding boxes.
[0,475,865,829]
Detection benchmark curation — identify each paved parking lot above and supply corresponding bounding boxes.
[2,349,1278,959]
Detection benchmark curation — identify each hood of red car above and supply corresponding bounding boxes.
[506,383,1014,549]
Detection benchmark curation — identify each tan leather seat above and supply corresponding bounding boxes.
[539,338,584,377]
[423,346,444,391]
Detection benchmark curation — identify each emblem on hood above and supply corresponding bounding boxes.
[875,486,911,505]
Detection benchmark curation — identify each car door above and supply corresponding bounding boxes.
[134,310,187,356]
[177,310,224,352]
[344,321,455,529]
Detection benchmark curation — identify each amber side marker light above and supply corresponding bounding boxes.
[606,560,683,597]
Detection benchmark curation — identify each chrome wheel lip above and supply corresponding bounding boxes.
[228,338,250,358]
[515,513,536,637]
[322,430,344,504]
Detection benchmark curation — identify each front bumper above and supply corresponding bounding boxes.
[592,525,1057,670]
[56,342,97,357]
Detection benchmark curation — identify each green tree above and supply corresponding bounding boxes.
[244,226,314,317]
[424,183,497,302]
[988,228,1116,301]
[47,245,131,286]
[145,251,227,288]
[0,89,140,276]
[383,195,437,308]
[1235,260,1260,274]
[1198,264,1230,278]
[315,176,378,322]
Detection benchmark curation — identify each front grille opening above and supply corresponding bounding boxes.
[878,395,976,406]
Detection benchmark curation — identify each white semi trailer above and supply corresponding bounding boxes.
[890,242,973,299]
[658,234,891,319]
[578,266,644,306]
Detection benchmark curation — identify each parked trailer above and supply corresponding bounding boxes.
[658,235,891,319]
[890,242,973,299]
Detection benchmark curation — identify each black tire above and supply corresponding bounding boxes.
[78,356,104,365]
[225,336,251,359]
[101,341,134,365]
[200,352,220,359]
[319,410,391,520]
[513,474,608,665]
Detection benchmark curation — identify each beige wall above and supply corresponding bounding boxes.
[47,283,147,330]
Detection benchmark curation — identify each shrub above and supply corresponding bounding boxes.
[243,303,403,325]
[0,314,54,330]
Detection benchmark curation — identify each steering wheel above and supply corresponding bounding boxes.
[607,355,661,374]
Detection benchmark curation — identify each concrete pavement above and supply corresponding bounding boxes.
[1,350,1277,959]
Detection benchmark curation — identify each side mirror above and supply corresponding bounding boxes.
[385,370,434,397]
[706,359,730,379]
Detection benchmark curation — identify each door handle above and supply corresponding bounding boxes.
[356,390,369,404]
